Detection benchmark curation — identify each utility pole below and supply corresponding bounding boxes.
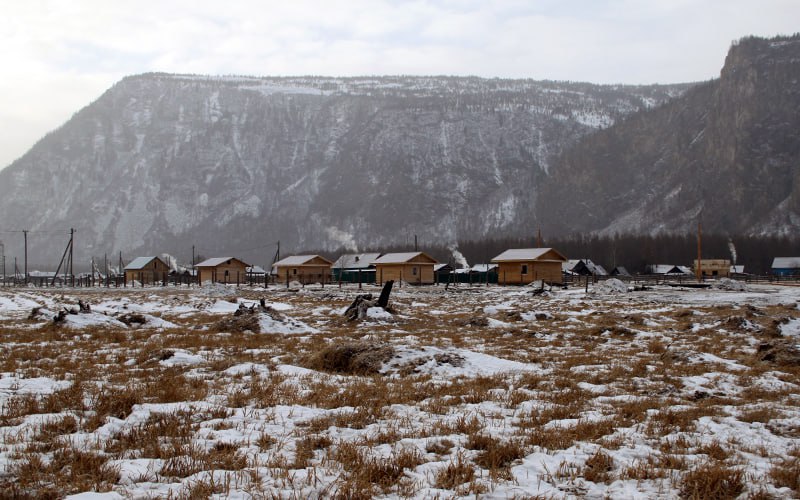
[536,227,542,247]
[192,245,195,267]
[414,235,418,252]
[68,228,74,285]
[696,221,702,282]
[23,229,28,282]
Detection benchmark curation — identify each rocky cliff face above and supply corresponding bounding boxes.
[538,34,800,237]
[0,74,687,264]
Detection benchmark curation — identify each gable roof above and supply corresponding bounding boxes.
[610,266,631,276]
[332,253,382,270]
[124,256,164,271]
[273,255,333,267]
[772,257,800,269]
[372,252,438,265]
[195,257,250,268]
[491,248,567,263]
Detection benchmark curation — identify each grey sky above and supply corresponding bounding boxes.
[1,0,798,169]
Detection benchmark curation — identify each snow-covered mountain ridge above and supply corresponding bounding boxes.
[0,73,689,262]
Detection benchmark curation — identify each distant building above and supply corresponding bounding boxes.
[694,259,731,278]
[332,253,381,283]
[273,255,333,284]
[372,252,438,285]
[453,263,498,284]
[563,259,608,276]
[433,263,454,283]
[647,264,692,275]
[610,266,631,277]
[491,248,567,285]
[124,256,170,284]
[771,257,800,277]
[195,257,250,284]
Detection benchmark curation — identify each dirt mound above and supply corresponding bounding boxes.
[757,340,800,366]
[308,341,395,375]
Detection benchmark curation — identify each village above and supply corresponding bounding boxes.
[3,244,799,289]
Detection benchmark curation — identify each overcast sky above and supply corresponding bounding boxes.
[1,0,797,168]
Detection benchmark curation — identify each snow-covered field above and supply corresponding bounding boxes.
[0,282,798,498]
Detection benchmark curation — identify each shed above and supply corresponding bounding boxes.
[124,256,170,285]
[771,257,800,277]
[372,252,438,285]
[332,253,381,283]
[273,255,333,284]
[195,257,250,284]
[491,248,567,285]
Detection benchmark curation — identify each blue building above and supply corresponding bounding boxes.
[771,257,800,277]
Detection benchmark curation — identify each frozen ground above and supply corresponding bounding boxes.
[0,281,798,498]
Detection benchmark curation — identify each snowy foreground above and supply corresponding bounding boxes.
[0,281,798,498]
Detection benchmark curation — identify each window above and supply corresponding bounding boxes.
[412,267,418,276]
[521,264,528,275]
[292,268,297,275]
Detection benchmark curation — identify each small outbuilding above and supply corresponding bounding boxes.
[273,255,333,284]
[771,257,800,277]
[195,257,250,284]
[372,252,438,285]
[491,248,567,285]
[124,256,170,285]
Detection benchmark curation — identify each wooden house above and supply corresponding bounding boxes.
[372,252,438,285]
[273,255,333,284]
[195,257,250,284]
[694,259,731,278]
[491,248,567,285]
[331,253,381,283]
[124,256,170,285]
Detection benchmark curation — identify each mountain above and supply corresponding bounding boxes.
[0,74,688,265]
[538,34,800,237]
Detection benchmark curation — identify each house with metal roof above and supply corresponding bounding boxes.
[195,257,250,284]
[123,256,170,285]
[491,248,567,285]
[771,257,800,277]
[331,253,381,283]
[273,255,333,284]
[372,252,438,285]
